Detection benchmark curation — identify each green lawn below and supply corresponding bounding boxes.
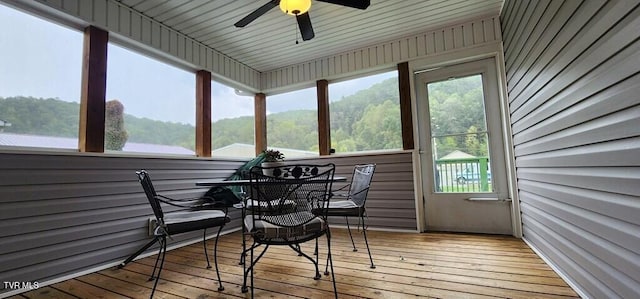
[439,183,493,193]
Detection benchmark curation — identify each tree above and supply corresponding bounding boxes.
[352,100,402,150]
[427,75,489,157]
[464,126,489,157]
[105,99,128,151]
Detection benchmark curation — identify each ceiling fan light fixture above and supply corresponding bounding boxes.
[279,0,311,15]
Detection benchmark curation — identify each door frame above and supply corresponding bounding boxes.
[407,45,522,237]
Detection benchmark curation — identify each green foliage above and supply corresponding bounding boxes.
[105,99,128,150]
[0,96,79,137]
[353,100,402,150]
[428,75,486,137]
[266,110,318,150]
[0,96,195,150]
[261,149,284,162]
[124,115,195,150]
[427,75,489,158]
[212,116,254,149]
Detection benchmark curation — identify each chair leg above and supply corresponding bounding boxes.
[149,237,164,281]
[242,243,269,296]
[361,214,376,269]
[345,216,357,252]
[239,210,247,265]
[326,230,338,299]
[251,244,267,299]
[214,226,224,291]
[290,243,321,279]
[324,230,330,275]
[239,231,245,265]
[118,236,160,269]
[239,228,246,265]
[250,245,254,299]
[150,237,167,299]
[203,228,211,269]
[314,240,320,272]
[314,238,318,255]
[241,239,249,293]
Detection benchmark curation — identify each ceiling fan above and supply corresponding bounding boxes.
[234,0,371,41]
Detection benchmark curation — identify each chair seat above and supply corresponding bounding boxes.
[244,198,297,214]
[244,211,327,240]
[164,210,230,235]
[325,200,362,217]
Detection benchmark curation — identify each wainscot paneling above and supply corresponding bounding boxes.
[501,0,640,298]
[0,152,245,295]
[287,151,418,231]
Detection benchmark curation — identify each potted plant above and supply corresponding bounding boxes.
[260,149,285,175]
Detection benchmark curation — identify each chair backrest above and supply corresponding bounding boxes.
[136,170,164,223]
[248,163,336,227]
[348,164,376,207]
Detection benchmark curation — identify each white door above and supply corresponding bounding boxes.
[416,58,512,234]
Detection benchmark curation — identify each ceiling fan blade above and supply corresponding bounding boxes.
[296,13,315,41]
[316,0,370,9]
[234,0,279,27]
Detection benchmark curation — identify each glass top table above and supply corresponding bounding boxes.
[195,176,346,186]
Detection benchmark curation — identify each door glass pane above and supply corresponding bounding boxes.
[427,75,492,193]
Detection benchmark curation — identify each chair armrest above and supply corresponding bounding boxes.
[193,202,229,215]
[329,191,348,199]
[163,195,201,202]
[156,194,198,207]
[332,184,350,192]
[329,186,369,201]
[329,184,351,198]
[156,194,228,214]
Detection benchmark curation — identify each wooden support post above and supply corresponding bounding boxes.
[79,26,108,153]
[398,62,415,150]
[317,79,331,156]
[196,70,212,157]
[254,93,267,156]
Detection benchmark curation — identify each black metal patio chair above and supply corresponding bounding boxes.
[119,170,230,298]
[325,163,377,269]
[241,163,338,298]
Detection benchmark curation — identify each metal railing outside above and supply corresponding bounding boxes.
[434,157,491,192]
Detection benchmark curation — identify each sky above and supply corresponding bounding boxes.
[0,3,394,126]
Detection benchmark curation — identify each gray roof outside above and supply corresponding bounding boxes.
[212,143,317,159]
[0,134,318,157]
[0,133,194,155]
[440,150,475,160]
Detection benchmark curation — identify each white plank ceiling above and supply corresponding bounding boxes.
[115,0,504,72]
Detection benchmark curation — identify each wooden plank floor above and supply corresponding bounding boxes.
[13,229,579,298]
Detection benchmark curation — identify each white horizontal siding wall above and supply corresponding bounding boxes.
[261,16,501,93]
[501,0,640,298]
[4,0,261,91]
[0,153,245,295]
[289,151,417,231]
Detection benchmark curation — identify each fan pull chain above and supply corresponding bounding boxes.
[294,17,299,45]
